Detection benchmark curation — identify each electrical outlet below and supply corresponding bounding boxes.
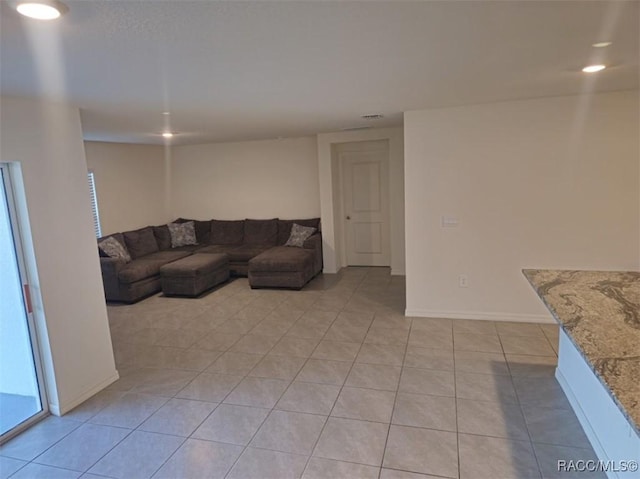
[459,274,469,288]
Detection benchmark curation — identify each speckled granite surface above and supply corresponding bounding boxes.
[523,269,640,434]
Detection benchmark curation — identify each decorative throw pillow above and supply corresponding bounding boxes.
[285,223,316,248]
[167,221,197,248]
[98,236,131,262]
[277,218,320,245]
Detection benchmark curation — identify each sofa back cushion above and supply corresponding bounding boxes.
[175,217,212,244]
[211,219,245,245]
[277,218,321,245]
[153,225,172,250]
[123,227,160,259]
[244,218,278,246]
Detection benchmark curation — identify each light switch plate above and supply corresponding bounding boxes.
[441,216,459,227]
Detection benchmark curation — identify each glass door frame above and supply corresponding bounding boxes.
[0,163,49,445]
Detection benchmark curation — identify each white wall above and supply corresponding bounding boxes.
[317,127,405,275]
[404,90,639,321]
[85,141,169,235]
[170,137,320,220]
[0,97,118,415]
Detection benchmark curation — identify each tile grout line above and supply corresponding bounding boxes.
[16,271,576,479]
[33,423,139,477]
[142,283,256,478]
[452,321,462,479]
[191,292,295,478]
[2,419,87,473]
[251,270,394,475]
[100,288,277,478]
[219,273,362,478]
[502,323,546,479]
[377,305,413,479]
[168,288,284,476]
[299,269,376,478]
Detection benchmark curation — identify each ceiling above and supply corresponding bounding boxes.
[1,1,638,145]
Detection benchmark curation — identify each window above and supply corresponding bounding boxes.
[87,171,101,238]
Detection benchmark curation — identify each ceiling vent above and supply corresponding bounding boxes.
[361,114,384,120]
[341,126,372,131]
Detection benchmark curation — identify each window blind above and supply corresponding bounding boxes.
[87,171,102,238]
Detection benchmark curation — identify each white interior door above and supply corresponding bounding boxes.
[340,146,390,266]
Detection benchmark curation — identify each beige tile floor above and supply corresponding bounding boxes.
[0,267,604,479]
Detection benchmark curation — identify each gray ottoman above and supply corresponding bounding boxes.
[160,253,229,297]
[248,246,316,289]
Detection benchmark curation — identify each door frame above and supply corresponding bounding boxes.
[0,163,49,445]
[335,140,391,268]
[317,127,405,275]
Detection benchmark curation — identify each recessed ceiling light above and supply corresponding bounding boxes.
[15,1,68,20]
[162,111,170,115]
[592,42,612,48]
[582,64,606,73]
[162,132,174,138]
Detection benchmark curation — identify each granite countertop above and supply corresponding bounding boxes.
[523,269,640,435]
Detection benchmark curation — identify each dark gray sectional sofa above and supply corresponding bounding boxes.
[98,218,322,303]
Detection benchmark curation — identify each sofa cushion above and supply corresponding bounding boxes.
[226,245,271,263]
[174,244,207,253]
[117,250,192,284]
[160,253,229,277]
[98,236,131,262]
[277,218,321,245]
[118,258,170,284]
[244,218,278,246]
[211,220,244,245]
[143,250,193,263]
[123,227,159,259]
[153,225,172,250]
[249,246,314,272]
[197,244,239,255]
[176,218,212,244]
[168,221,198,248]
[285,223,317,247]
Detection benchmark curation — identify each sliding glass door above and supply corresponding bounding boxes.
[0,164,47,443]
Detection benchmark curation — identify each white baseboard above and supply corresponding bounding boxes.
[322,266,406,275]
[404,309,554,323]
[49,370,120,416]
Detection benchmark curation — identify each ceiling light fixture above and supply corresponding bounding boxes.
[15,0,68,20]
[592,42,612,48]
[162,111,170,115]
[582,64,606,73]
[162,132,174,138]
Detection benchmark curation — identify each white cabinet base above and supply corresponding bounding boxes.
[555,330,640,478]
